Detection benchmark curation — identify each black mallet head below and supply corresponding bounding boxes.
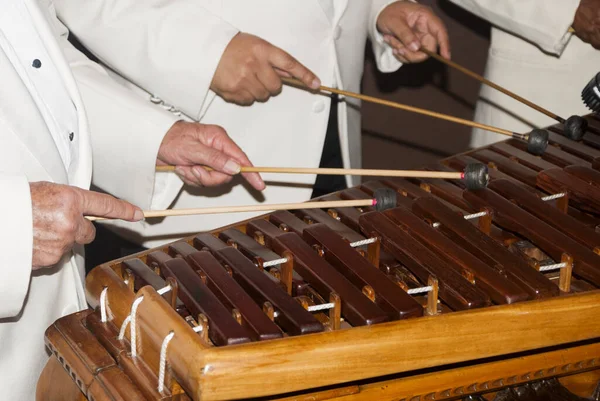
[463,163,489,190]
[582,72,600,113]
[373,188,397,212]
[526,129,549,155]
[563,115,588,141]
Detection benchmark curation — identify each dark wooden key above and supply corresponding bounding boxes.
[489,179,600,250]
[359,211,491,310]
[509,138,591,168]
[463,189,600,287]
[415,178,475,212]
[383,178,438,198]
[122,258,184,309]
[547,129,600,163]
[149,251,253,346]
[272,231,389,326]
[411,196,558,299]
[294,207,365,243]
[491,142,557,171]
[193,233,323,335]
[537,168,600,214]
[583,130,600,150]
[383,206,529,304]
[269,210,310,236]
[564,165,600,187]
[302,223,423,320]
[169,242,283,341]
[470,149,538,187]
[319,193,362,231]
[218,227,308,296]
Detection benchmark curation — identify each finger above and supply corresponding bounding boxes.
[75,218,96,245]
[268,47,321,89]
[429,17,451,59]
[387,19,421,52]
[207,130,266,191]
[75,188,143,221]
[246,74,271,102]
[392,48,411,64]
[192,166,234,187]
[175,167,201,186]
[187,143,242,176]
[257,64,283,95]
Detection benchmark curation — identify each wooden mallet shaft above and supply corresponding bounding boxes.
[418,48,564,123]
[280,77,525,140]
[86,199,376,222]
[156,165,464,179]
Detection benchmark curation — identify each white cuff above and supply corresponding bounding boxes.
[0,175,32,318]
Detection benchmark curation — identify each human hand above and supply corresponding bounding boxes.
[573,0,600,49]
[31,182,143,269]
[377,1,451,63]
[157,120,265,190]
[210,32,321,105]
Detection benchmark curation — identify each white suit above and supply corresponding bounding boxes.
[0,1,180,399]
[53,0,404,248]
[448,0,600,147]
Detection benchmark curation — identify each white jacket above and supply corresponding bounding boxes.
[0,1,180,399]
[449,0,600,147]
[53,0,404,247]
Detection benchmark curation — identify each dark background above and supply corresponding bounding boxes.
[361,0,491,169]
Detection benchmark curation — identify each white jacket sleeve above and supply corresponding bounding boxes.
[0,175,32,318]
[447,0,580,55]
[369,0,405,73]
[48,8,184,210]
[53,0,239,121]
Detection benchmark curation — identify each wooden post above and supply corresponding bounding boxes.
[426,277,439,316]
[362,285,376,302]
[367,236,381,268]
[165,277,179,310]
[559,254,574,293]
[123,269,135,292]
[329,293,342,331]
[197,314,210,345]
[557,193,570,214]
[478,208,493,235]
[281,252,294,295]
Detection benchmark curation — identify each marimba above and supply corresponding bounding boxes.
[38,116,600,401]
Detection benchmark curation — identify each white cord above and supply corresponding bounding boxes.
[307,302,335,312]
[539,262,567,272]
[349,238,377,248]
[99,287,108,323]
[407,285,433,295]
[118,315,131,340]
[129,296,145,357]
[157,285,172,296]
[157,331,175,394]
[541,192,566,201]
[263,257,288,268]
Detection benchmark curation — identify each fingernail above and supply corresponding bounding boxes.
[409,42,420,52]
[310,78,321,89]
[224,159,241,175]
[383,35,390,43]
[175,167,185,177]
[134,209,144,221]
